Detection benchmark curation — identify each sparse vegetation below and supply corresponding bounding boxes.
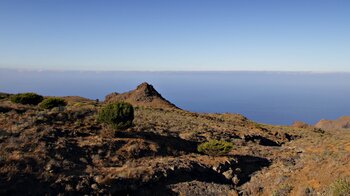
[0,93,9,100]
[328,178,350,196]
[39,97,67,109]
[2,83,350,195]
[271,184,293,196]
[10,93,43,105]
[197,139,233,156]
[97,102,134,130]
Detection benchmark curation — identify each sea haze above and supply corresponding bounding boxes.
[1,69,349,125]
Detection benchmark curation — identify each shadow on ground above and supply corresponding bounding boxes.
[234,155,271,186]
[115,131,199,155]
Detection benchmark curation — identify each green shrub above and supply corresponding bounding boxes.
[10,93,43,105]
[197,139,234,156]
[0,93,9,100]
[39,97,67,109]
[97,102,134,130]
[328,178,350,196]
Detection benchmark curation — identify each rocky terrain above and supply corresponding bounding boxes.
[0,83,350,195]
[105,82,178,109]
[315,116,350,131]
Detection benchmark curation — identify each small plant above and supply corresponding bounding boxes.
[0,93,9,100]
[10,93,43,105]
[271,184,293,196]
[328,178,350,196]
[39,97,67,109]
[197,139,233,156]
[97,102,134,130]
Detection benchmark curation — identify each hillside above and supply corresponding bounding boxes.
[0,83,350,195]
[315,116,350,131]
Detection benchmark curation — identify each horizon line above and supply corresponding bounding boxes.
[1,67,350,74]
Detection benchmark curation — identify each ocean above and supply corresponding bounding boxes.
[1,69,349,125]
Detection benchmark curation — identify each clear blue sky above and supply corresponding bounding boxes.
[0,0,349,71]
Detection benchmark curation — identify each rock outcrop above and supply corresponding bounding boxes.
[315,116,350,131]
[291,121,310,128]
[104,82,178,109]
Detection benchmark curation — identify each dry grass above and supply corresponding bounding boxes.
[1,97,350,195]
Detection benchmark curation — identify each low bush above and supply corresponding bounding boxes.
[197,139,233,156]
[10,93,43,105]
[0,93,9,100]
[39,97,67,109]
[97,102,134,130]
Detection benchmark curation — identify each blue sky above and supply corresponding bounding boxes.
[0,0,349,71]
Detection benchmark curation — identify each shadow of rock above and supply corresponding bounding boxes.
[111,162,232,196]
[0,157,56,195]
[109,154,271,195]
[0,173,53,195]
[0,105,26,114]
[0,106,11,113]
[115,131,199,155]
[243,135,281,146]
[234,155,271,186]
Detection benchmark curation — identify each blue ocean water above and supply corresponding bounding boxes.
[1,69,349,125]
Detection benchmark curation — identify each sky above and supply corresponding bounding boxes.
[0,0,349,72]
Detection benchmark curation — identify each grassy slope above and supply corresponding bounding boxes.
[0,97,350,195]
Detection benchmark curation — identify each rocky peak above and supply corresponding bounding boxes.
[104,82,178,109]
[134,82,161,98]
[291,121,309,128]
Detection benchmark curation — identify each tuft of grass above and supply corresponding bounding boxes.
[10,93,43,105]
[271,184,293,196]
[39,98,67,109]
[328,178,350,196]
[197,139,233,156]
